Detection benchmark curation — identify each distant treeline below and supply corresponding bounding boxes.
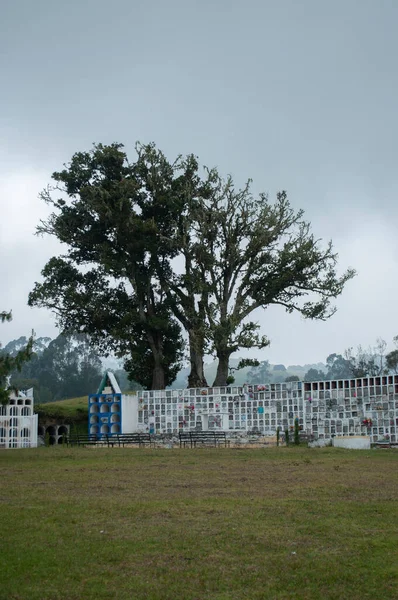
[1,333,139,404]
[2,332,397,403]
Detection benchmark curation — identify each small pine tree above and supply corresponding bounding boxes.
[285,428,290,446]
[294,418,300,445]
[276,426,280,447]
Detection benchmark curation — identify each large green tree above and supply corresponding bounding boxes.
[29,144,185,389]
[30,142,355,389]
[189,175,355,385]
[0,311,34,404]
[132,144,215,387]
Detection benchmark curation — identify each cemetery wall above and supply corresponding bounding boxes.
[89,374,398,444]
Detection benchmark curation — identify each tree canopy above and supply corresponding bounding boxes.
[30,142,355,389]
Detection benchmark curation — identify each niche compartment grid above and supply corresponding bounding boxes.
[88,371,123,437]
[89,373,398,443]
[89,393,122,437]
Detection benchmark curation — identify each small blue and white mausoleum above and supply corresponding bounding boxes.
[88,372,138,437]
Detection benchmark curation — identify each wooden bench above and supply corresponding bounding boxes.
[179,432,192,448]
[67,435,106,447]
[115,433,152,447]
[179,431,229,448]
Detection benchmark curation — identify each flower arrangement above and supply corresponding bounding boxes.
[362,418,373,427]
[201,390,208,395]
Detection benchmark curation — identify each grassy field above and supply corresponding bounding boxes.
[1,446,397,600]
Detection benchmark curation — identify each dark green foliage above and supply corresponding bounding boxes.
[304,341,388,382]
[276,426,280,447]
[29,143,185,389]
[247,360,271,384]
[7,333,103,402]
[30,141,355,389]
[190,180,355,385]
[304,367,326,382]
[386,349,398,374]
[325,353,356,379]
[285,375,299,382]
[0,311,34,405]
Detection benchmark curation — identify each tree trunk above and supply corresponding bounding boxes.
[187,329,208,388]
[212,350,232,386]
[147,331,166,390]
[151,357,165,389]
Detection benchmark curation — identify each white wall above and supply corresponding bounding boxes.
[121,395,139,433]
[332,436,371,450]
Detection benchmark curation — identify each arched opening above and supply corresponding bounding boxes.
[111,403,120,413]
[90,415,99,424]
[10,417,18,427]
[99,395,107,403]
[100,404,109,414]
[58,425,68,436]
[90,404,99,414]
[21,407,31,416]
[38,426,45,436]
[0,406,6,416]
[10,406,18,416]
[49,436,56,446]
[17,399,23,405]
[110,413,120,423]
[111,423,120,434]
[46,426,56,436]
[58,436,66,444]
[9,433,18,448]
[90,425,99,435]
[100,424,109,434]
[21,427,30,438]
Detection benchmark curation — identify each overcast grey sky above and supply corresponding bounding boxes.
[1,0,398,366]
